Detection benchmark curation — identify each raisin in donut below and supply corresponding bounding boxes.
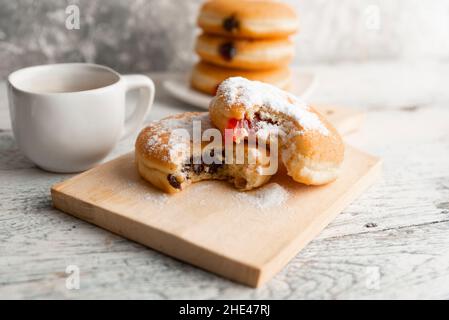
[135,112,272,194]
[209,77,345,185]
[198,0,299,39]
[191,61,291,96]
[195,34,294,70]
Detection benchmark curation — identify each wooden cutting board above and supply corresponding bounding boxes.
[51,146,381,287]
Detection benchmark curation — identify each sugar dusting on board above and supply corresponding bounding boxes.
[122,180,169,207]
[234,183,290,210]
[142,192,169,206]
[216,77,329,135]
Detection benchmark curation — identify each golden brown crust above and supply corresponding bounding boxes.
[195,34,294,70]
[135,112,209,172]
[209,78,345,185]
[136,152,180,194]
[198,0,299,39]
[190,62,291,95]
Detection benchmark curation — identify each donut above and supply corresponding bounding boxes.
[198,0,299,39]
[195,34,295,70]
[209,77,345,185]
[135,112,272,194]
[191,61,291,95]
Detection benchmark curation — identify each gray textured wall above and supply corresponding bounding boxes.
[1,0,449,78]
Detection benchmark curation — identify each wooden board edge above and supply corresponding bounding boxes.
[50,188,263,287]
[255,157,383,287]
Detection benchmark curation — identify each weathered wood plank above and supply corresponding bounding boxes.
[1,212,448,299]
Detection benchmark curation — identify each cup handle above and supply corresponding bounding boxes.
[121,75,155,140]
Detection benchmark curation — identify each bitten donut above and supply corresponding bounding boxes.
[191,61,291,95]
[209,77,345,185]
[195,34,294,70]
[198,0,299,39]
[135,112,272,194]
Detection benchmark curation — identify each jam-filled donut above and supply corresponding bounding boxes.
[191,61,291,96]
[135,112,272,194]
[195,34,294,70]
[198,0,299,39]
[209,77,345,185]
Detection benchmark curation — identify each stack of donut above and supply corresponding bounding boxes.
[191,0,299,95]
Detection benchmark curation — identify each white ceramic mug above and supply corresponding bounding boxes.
[7,63,155,173]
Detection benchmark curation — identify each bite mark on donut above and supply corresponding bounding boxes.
[223,15,240,33]
[227,113,281,142]
[177,150,260,191]
[182,153,225,179]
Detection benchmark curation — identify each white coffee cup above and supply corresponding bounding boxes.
[7,63,155,173]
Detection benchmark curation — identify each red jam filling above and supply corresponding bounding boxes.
[226,118,253,142]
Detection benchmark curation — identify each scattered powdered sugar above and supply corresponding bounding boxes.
[254,120,285,141]
[142,192,169,206]
[144,132,169,161]
[146,135,163,151]
[127,181,137,188]
[122,179,169,206]
[216,77,329,136]
[234,183,290,210]
[144,113,211,163]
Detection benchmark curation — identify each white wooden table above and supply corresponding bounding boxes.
[1,62,449,299]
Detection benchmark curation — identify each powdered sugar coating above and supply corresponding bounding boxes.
[144,113,212,163]
[217,77,329,136]
[234,183,290,210]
